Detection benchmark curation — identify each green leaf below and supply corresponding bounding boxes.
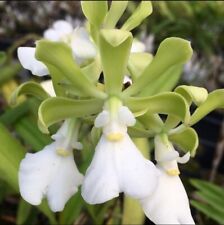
[128,52,153,81]
[175,85,208,106]
[0,51,6,65]
[191,200,224,224]
[104,1,128,28]
[38,97,104,133]
[81,1,108,27]
[169,127,198,156]
[190,89,224,125]
[122,197,145,225]
[123,37,193,97]
[191,179,224,200]
[17,200,32,225]
[139,64,182,96]
[35,40,106,99]
[9,81,50,106]
[122,1,153,31]
[125,92,190,123]
[99,29,133,95]
[59,191,84,225]
[0,123,25,191]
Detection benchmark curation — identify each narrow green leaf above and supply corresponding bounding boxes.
[35,40,106,99]
[122,1,152,31]
[9,81,50,106]
[128,52,153,81]
[190,89,224,125]
[122,197,144,225]
[81,1,108,27]
[139,64,182,96]
[191,200,224,224]
[104,1,128,28]
[175,85,208,106]
[169,127,198,156]
[125,92,190,123]
[123,37,193,97]
[0,51,6,65]
[191,179,224,200]
[0,123,25,191]
[38,97,104,133]
[99,29,133,95]
[17,200,32,225]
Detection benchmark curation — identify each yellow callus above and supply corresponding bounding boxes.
[166,168,180,176]
[106,133,123,142]
[56,148,71,157]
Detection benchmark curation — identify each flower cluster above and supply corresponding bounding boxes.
[11,1,224,225]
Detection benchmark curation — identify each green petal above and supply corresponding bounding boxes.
[190,89,224,125]
[81,1,108,27]
[104,1,128,29]
[139,64,182,96]
[175,85,208,106]
[125,92,190,123]
[123,37,193,97]
[169,127,198,156]
[122,1,152,31]
[38,97,104,133]
[128,52,153,81]
[99,29,133,95]
[9,81,50,106]
[35,40,106,99]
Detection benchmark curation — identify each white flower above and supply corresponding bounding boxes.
[131,38,146,53]
[140,135,195,224]
[18,20,97,76]
[81,103,159,204]
[19,120,83,212]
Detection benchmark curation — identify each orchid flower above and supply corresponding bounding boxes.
[17,20,97,76]
[81,98,159,204]
[19,119,83,212]
[141,134,195,225]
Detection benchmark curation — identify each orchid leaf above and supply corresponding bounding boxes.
[104,1,128,29]
[38,97,104,133]
[10,81,50,106]
[190,89,224,126]
[128,52,153,81]
[123,37,193,97]
[175,85,208,106]
[35,40,106,99]
[99,29,133,95]
[81,1,108,27]
[122,1,152,31]
[169,127,198,156]
[139,64,182,96]
[125,92,190,123]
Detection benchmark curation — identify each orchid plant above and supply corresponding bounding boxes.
[9,1,224,224]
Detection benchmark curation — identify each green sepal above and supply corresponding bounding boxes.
[38,97,104,133]
[122,1,152,31]
[169,127,198,156]
[99,29,133,95]
[81,1,108,27]
[35,40,106,99]
[123,37,193,97]
[125,92,190,123]
[190,89,224,126]
[175,85,208,106]
[139,64,182,96]
[104,1,128,29]
[9,81,50,106]
[128,52,153,81]
[128,126,155,138]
